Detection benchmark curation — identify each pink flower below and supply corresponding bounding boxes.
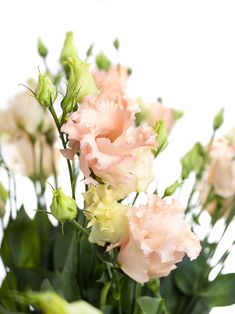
[61,95,156,193]
[146,100,174,133]
[118,195,201,283]
[207,139,235,198]
[93,66,129,101]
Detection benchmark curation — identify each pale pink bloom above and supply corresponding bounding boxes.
[3,134,59,178]
[0,89,54,137]
[207,138,235,198]
[61,96,156,191]
[118,195,201,283]
[147,100,174,133]
[93,66,129,101]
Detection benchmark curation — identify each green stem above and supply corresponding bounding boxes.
[49,106,75,199]
[133,283,142,314]
[71,218,89,235]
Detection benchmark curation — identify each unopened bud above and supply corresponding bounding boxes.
[50,188,77,223]
[38,38,48,58]
[36,74,57,107]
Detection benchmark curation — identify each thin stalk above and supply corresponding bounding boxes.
[71,218,89,235]
[49,106,75,199]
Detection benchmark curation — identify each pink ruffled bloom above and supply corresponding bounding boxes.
[147,100,174,133]
[93,66,129,101]
[207,138,235,198]
[61,95,156,191]
[118,195,201,283]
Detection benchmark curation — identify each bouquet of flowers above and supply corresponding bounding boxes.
[0,32,235,314]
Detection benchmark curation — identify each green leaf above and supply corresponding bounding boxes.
[96,52,111,71]
[120,277,136,314]
[199,273,235,307]
[213,107,224,131]
[52,227,80,302]
[137,296,163,314]
[34,211,54,268]
[0,272,18,310]
[180,142,207,179]
[13,267,54,291]
[0,305,27,314]
[174,255,209,296]
[160,276,185,313]
[1,206,41,268]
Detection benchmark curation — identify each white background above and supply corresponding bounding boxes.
[1,0,235,313]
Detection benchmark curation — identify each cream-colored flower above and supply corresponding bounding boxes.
[0,88,58,178]
[118,195,201,283]
[83,185,128,246]
[4,134,59,178]
[0,88,54,137]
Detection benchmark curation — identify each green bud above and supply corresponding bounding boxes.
[36,73,57,107]
[86,44,94,58]
[60,32,78,66]
[38,37,48,58]
[153,121,168,157]
[113,38,120,50]
[26,291,67,314]
[25,291,102,314]
[181,142,207,180]
[50,188,77,223]
[213,107,224,131]
[0,182,8,218]
[173,109,184,121]
[61,56,99,113]
[127,67,132,76]
[163,180,181,198]
[96,52,111,71]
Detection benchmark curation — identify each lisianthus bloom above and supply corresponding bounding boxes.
[93,65,129,101]
[83,184,128,246]
[118,195,201,283]
[207,138,235,198]
[3,134,59,179]
[0,88,54,137]
[0,88,59,178]
[61,95,156,194]
[137,99,175,134]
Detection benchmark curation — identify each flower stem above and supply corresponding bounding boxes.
[49,106,75,199]
[71,218,89,235]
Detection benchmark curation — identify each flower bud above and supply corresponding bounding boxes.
[86,44,94,58]
[25,291,102,314]
[60,32,78,66]
[96,52,111,71]
[163,180,181,198]
[0,182,8,218]
[113,38,120,50]
[37,37,48,58]
[61,56,99,112]
[50,188,77,223]
[26,291,67,314]
[36,74,57,108]
[213,107,224,131]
